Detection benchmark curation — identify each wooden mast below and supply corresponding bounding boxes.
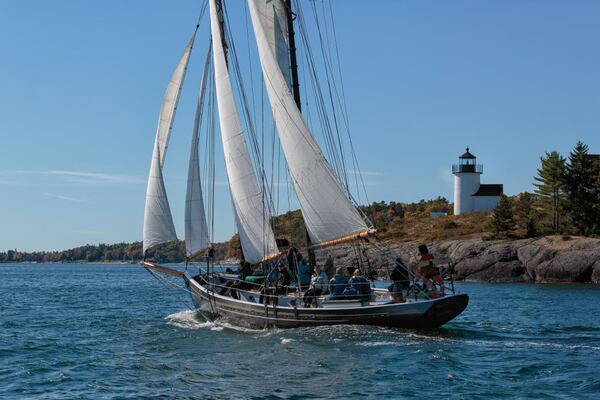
[285,0,315,267]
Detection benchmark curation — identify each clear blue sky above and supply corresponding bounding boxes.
[1,0,599,252]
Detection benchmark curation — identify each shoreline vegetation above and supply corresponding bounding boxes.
[3,141,599,283]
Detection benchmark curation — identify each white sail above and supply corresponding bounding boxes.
[156,31,197,167]
[143,140,177,253]
[143,32,197,253]
[252,0,291,90]
[185,46,212,258]
[209,0,278,262]
[248,0,370,245]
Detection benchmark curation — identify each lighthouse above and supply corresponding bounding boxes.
[452,148,503,215]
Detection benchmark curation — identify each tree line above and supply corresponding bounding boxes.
[0,241,230,264]
[489,141,600,237]
[1,198,453,263]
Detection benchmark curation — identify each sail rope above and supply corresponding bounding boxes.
[295,1,371,226]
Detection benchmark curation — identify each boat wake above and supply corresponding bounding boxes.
[165,310,276,334]
[165,310,221,331]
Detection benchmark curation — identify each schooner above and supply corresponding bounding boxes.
[142,0,468,329]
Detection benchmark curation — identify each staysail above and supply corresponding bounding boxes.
[184,45,212,258]
[156,30,197,167]
[209,0,278,262]
[143,31,197,253]
[248,0,370,245]
[143,140,177,253]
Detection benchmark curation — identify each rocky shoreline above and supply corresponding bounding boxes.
[317,235,600,284]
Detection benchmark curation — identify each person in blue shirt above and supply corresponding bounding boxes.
[343,269,372,300]
[296,254,311,288]
[328,267,349,299]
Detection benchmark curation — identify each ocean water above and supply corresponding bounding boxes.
[1,263,600,399]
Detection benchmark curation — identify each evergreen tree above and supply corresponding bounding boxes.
[533,151,566,233]
[489,195,515,237]
[513,192,537,237]
[564,141,600,235]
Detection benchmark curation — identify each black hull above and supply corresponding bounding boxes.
[184,274,468,329]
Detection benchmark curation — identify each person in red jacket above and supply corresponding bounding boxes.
[417,244,445,298]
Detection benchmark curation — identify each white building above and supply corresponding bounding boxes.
[452,148,503,215]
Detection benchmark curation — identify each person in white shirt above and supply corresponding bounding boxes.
[302,265,329,307]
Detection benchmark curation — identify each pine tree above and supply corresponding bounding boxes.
[533,151,566,233]
[564,141,599,235]
[513,192,537,237]
[490,195,516,237]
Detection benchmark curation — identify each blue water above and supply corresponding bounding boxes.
[1,263,600,399]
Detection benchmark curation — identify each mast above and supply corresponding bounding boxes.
[285,0,301,112]
[248,0,372,250]
[285,0,315,266]
[285,1,313,265]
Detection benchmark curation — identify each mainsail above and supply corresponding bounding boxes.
[143,31,197,253]
[156,31,197,167]
[209,0,278,262]
[184,46,212,258]
[248,0,370,245]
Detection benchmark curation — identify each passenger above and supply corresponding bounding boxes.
[416,244,445,298]
[272,263,292,306]
[323,255,335,280]
[286,246,298,275]
[228,261,253,300]
[388,258,409,302]
[343,269,372,299]
[303,265,329,307]
[328,267,349,299]
[296,254,311,288]
[238,261,253,280]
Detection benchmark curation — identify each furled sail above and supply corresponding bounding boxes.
[143,140,177,253]
[209,0,278,262]
[248,0,370,245]
[185,46,212,258]
[156,31,197,167]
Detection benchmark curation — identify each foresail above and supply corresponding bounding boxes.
[156,31,197,167]
[185,46,212,258]
[143,140,177,253]
[248,0,370,245]
[209,0,278,263]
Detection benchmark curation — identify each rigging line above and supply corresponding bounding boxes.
[295,1,373,227]
[326,1,363,200]
[221,2,277,259]
[243,2,258,141]
[224,16,275,238]
[296,3,341,173]
[310,0,349,193]
[195,0,209,28]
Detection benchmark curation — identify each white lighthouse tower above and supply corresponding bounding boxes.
[452,148,503,215]
[453,148,481,215]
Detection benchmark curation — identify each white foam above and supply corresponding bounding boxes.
[281,338,294,345]
[165,310,272,334]
[356,340,419,347]
[165,310,214,330]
